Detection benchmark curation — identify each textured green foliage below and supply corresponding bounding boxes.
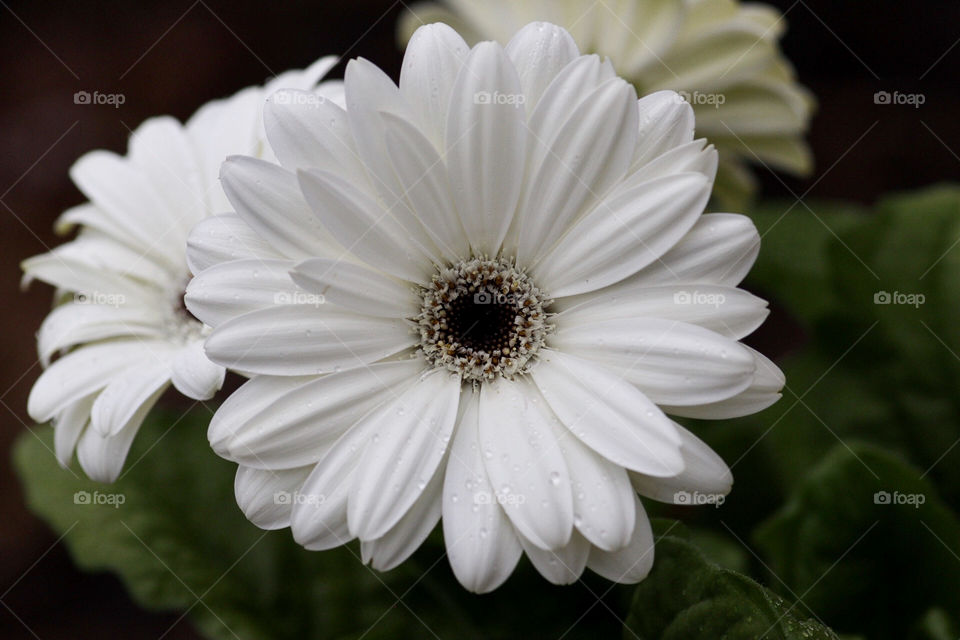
[626,523,838,640]
[13,415,418,640]
[744,187,960,505]
[755,444,960,639]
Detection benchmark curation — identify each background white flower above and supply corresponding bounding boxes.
[186,22,784,592]
[23,57,339,482]
[399,0,815,209]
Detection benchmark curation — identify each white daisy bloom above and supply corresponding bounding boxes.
[186,23,784,592]
[23,57,340,483]
[400,0,815,209]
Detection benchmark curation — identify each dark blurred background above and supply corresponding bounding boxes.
[1,1,958,637]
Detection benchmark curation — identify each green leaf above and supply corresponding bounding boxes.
[754,442,960,639]
[823,186,960,504]
[747,199,867,328]
[624,521,839,640]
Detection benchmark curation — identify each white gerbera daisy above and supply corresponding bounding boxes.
[186,22,784,592]
[400,0,815,208]
[24,57,339,482]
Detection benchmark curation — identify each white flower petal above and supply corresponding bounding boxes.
[361,462,443,571]
[446,41,526,256]
[547,417,636,551]
[90,359,172,437]
[399,6,481,45]
[234,465,312,530]
[69,150,182,266]
[21,252,154,303]
[76,381,168,483]
[515,77,638,264]
[348,369,461,540]
[40,225,172,284]
[184,258,299,328]
[630,421,732,503]
[264,56,338,96]
[499,54,613,258]
[381,111,472,262]
[36,301,164,366]
[623,139,718,186]
[290,426,367,551]
[185,86,263,212]
[443,389,523,593]
[263,89,368,181]
[291,258,420,318]
[128,116,205,230]
[28,340,171,423]
[522,55,616,148]
[505,22,580,112]
[170,339,225,400]
[344,57,413,203]
[297,168,435,284]
[186,213,285,275]
[209,360,424,469]
[53,395,95,468]
[206,374,315,443]
[551,318,756,406]
[645,22,777,92]
[663,347,784,419]
[555,284,769,341]
[629,91,696,170]
[204,305,415,376]
[597,0,684,76]
[531,350,684,476]
[288,367,424,551]
[399,22,470,146]
[520,530,590,585]
[628,213,761,287]
[220,156,339,261]
[534,172,710,297]
[478,377,573,550]
[586,495,655,584]
[694,81,808,137]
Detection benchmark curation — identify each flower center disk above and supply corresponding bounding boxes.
[417,258,551,381]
